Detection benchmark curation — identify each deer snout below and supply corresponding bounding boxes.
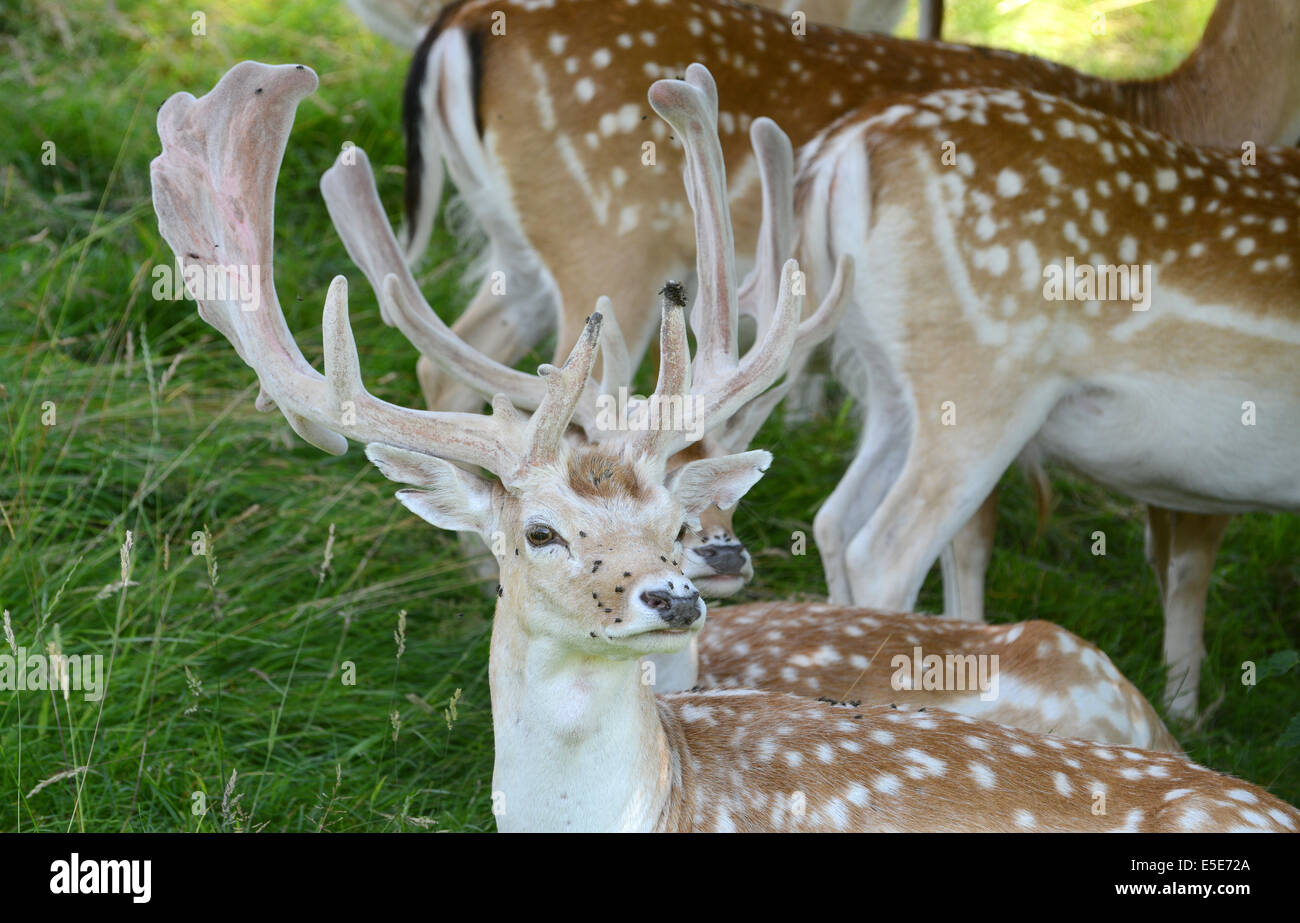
[691,542,749,577]
[638,584,703,629]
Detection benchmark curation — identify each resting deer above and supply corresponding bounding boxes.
[325,58,1182,751]
[152,62,1299,832]
[795,83,1300,722]
[400,0,1300,652]
[639,70,1172,753]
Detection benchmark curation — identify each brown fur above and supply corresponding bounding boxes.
[567,445,651,501]
[427,0,1299,369]
[654,693,1298,831]
[696,603,1182,752]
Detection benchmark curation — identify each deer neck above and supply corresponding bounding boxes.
[488,597,677,832]
[1126,0,1300,147]
[643,637,700,693]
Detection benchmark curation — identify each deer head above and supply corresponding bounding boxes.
[366,303,773,656]
[150,60,788,657]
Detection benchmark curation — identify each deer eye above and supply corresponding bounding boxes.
[526,524,558,547]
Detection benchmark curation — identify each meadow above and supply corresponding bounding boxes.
[1,0,1296,831]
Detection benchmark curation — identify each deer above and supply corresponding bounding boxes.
[401,0,1300,409]
[792,82,1300,723]
[398,0,1300,653]
[317,93,850,598]
[341,0,925,52]
[321,59,1183,751]
[152,62,1300,832]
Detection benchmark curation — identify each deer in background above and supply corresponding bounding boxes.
[152,62,1300,831]
[322,58,1182,750]
[341,0,933,52]
[794,83,1300,721]
[399,0,1300,648]
[401,0,1300,409]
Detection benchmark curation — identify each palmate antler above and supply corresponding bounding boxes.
[149,61,596,486]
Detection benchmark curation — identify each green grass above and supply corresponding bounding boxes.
[1,0,1296,832]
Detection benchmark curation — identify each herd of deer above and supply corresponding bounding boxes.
[148,0,1300,831]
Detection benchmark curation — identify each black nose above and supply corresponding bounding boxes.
[640,588,702,627]
[694,543,747,576]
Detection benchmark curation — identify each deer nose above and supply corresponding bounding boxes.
[694,543,748,576]
[639,588,703,628]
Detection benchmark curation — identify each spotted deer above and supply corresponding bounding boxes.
[401,0,1300,641]
[402,0,1300,409]
[687,603,1182,751]
[324,61,1181,752]
[152,62,1300,832]
[794,84,1300,722]
[342,0,922,51]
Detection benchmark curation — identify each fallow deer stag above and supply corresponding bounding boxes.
[322,61,1181,751]
[401,0,1300,643]
[318,107,849,597]
[795,84,1300,721]
[153,62,1299,832]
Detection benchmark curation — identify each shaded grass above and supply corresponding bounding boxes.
[1,0,1296,831]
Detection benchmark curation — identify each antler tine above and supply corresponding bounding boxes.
[736,117,795,343]
[633,286,692,464]
[648,64,739,385]
[685,59,719,125]
[520,312,603,471]
[632,257,806,462]
[716,377,792,454]
[320,275,528,469]
[151,62,525,479]
[793,253,855,365]
[694,257,804,428]
[319,147,604,432]
[717,253,855,453]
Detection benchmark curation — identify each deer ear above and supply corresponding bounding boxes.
[669,450,771,518]
[365,443,496,535]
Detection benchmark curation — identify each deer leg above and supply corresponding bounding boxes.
[940,487,999,622]
[1158,509,1232,722]
[814,432,909,603]
[1144,505,1173,604]
[814,382,915,603]
[842,390,1055,612]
